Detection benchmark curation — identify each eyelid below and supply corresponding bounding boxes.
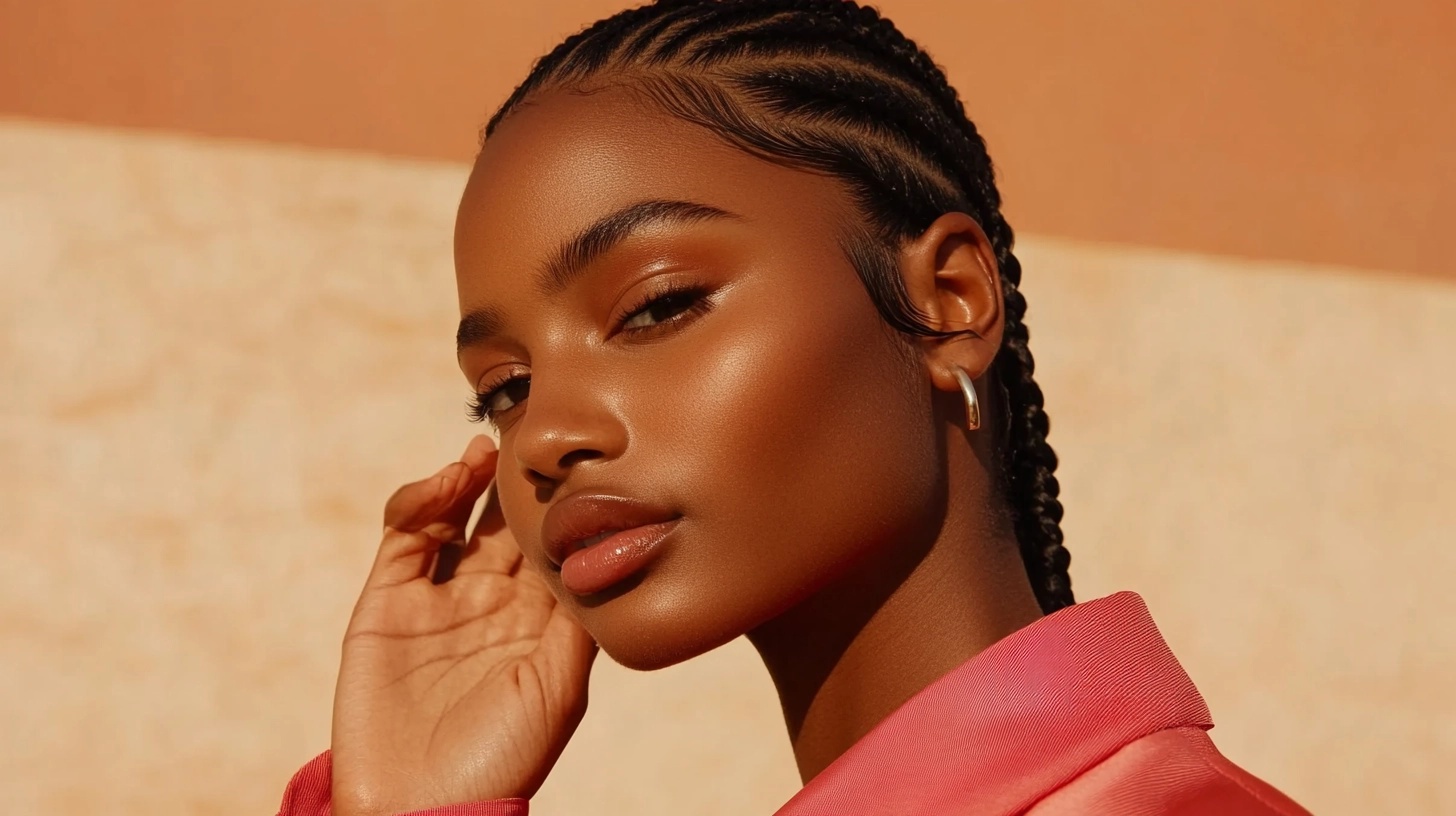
[608,273,716,336]
[467,363,529,425]
[475,363,528,395]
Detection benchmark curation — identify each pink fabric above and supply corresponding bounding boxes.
[278,591,1310,816]
[773,591,1308,816]
[1025,728,1310,816]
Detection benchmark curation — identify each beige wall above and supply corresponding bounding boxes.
[3,118,1454,816]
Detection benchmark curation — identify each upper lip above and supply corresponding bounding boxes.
[541,492,680,568]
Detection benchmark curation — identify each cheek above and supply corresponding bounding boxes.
[638,273,940,600]
[494,463,556,577]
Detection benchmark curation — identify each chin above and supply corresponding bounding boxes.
[591,626,740,673]
[570,579,756,672]
[598,639,705,672]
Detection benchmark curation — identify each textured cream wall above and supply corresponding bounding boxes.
[2,119,1452,816]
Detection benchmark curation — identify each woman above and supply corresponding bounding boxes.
[278,1,1311,813]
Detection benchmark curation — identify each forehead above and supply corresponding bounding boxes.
[454,85,857,287]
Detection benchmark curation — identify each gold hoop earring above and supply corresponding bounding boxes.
[952,367,982,431]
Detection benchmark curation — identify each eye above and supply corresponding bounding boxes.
[467,374,530,426]
[619,285,712,333]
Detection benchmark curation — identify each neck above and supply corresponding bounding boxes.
[747,455,1043,783]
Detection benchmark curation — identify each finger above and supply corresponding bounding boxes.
[380,435,497,532]
[369,465,465,587]
[450,476,528,577]
[370,436,497,587]
[427,441,502,583]
[437,434,498,534]
[381,462,460,533]
[458,431,497,471]
[422,446,498,572]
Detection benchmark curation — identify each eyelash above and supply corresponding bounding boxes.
[466,281,715,428]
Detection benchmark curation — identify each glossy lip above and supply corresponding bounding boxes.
[541,492,681,569]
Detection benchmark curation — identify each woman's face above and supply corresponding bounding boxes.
[454,87,945,670]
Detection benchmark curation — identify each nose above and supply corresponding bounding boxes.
[509,372,627,489]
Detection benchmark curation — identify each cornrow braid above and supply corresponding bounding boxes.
[484,0,1073,613]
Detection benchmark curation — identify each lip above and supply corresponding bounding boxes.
[541,493,681,570]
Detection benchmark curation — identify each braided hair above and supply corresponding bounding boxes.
[484,0,1073,613]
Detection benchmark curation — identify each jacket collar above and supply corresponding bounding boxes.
[775,592,1212,816]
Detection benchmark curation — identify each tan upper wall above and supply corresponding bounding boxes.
[2,0,1453,279]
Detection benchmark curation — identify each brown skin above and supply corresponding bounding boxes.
[329,87,1043,814]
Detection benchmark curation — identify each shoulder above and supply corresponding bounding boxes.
[1025,726,1312,816]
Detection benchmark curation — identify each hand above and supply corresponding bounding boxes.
[330,435,597,816]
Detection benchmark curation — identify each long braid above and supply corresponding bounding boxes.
[838,5,1075,611]
[484,0,1073,613]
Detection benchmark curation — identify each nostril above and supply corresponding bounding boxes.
[557,448,603,470]
[517,443,606,493]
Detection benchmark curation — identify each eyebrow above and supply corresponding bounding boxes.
[456,199,740,354]
[540,199,739,294]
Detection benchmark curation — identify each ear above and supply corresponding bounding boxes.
[897,212,1004,393]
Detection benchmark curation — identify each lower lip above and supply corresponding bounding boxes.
[560,519,680,596]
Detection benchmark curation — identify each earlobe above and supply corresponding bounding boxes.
[898,212,1005,389]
